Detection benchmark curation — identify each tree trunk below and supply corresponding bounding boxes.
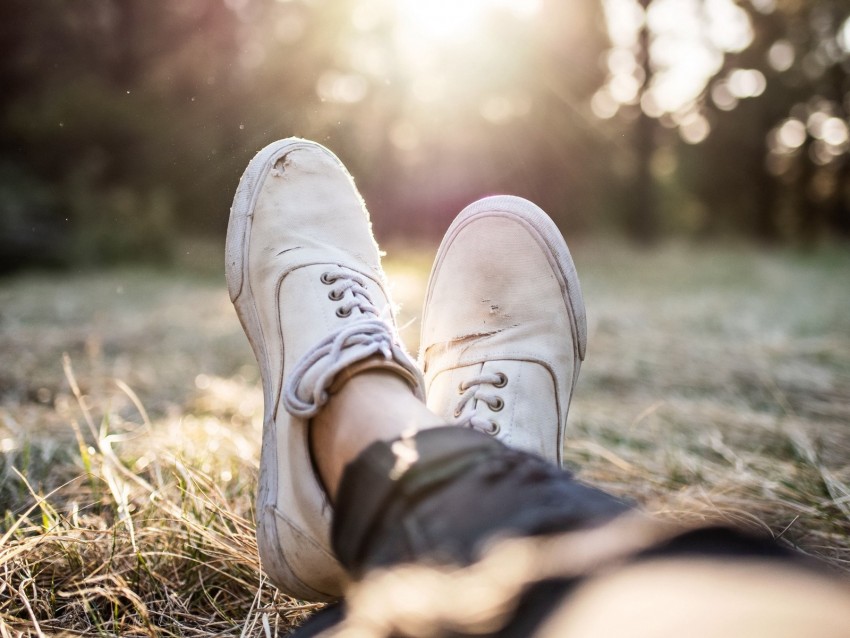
[629,0,657,244]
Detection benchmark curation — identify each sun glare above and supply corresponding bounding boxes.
[396,0,483,42]
[394,0,541,44]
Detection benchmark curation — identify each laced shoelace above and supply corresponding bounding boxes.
[283,268,417,418]
[453,372,507,435]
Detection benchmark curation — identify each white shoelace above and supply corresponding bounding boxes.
[453,372,506,435]
[283,268,418,418]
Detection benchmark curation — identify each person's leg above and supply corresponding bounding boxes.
[311,370,443,501]
[331,425,631,575]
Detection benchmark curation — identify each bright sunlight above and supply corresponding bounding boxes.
[394,0,541,44]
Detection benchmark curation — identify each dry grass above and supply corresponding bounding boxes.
[0,239,848,635]
[568,241,850,567]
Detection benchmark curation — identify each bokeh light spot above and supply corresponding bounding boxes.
[749,0,776,14]
[777,118,806,150]
[768,40,795,72]
[711,81,738,111]
[607,47,637,77]
[640,89,664,118]
[603,0,645,48]
[727,68,766,99]
[705,0,753,52]
[591,88,620,120]
[807,110,829,139]
[610,73,641,104]
[809,139,834,166]
[821,117,849,146]
[679,112,710,144]
[839,16,850,53]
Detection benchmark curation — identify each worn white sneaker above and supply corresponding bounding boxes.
[226,138,423,601]
[419,196,586,466]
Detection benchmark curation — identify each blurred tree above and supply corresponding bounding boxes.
[593,0,850,243]
[593,0,762,241]
[0,0,247,268]
[632,0,656,243]
[757,0,850,242]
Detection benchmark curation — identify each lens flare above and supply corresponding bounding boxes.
[394,0,540,46]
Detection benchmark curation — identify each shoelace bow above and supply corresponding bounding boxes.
[283,268,415,418]
[453,372,506,435]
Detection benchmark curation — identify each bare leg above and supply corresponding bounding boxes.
[311,370,445,501]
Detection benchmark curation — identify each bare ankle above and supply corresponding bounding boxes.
[311,371,444,500]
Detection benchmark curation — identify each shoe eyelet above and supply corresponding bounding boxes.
[453,406,462,418]
[488,421,501,435]
[494,372,508,388]
[336,307,352,318]
[457,382,465,394]
[320,272,335,285]
[328,289,343,301]
[490,397,504,412]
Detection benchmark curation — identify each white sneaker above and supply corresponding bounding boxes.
[419,196,586,466]
[226,138,423,601]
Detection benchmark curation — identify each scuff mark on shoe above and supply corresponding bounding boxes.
[271,153,293,177]
[451,330,502,344]
[276,246,302,256]
[423,330,503,360]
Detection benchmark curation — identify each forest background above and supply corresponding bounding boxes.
[2,0,850,269]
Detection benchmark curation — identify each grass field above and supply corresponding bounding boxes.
[1,239,849,636]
